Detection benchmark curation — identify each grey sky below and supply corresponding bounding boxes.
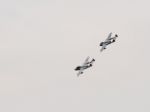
[0,0,150,112]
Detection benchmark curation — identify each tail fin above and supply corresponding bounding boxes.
[90,59,95,64]
[92,59,95,62]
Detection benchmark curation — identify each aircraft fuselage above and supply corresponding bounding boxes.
[100,39,115,46]
[75,65,92,71]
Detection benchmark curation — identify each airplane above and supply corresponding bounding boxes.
[74,56,95,77]
[100,32,118,52]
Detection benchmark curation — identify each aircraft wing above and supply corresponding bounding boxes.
[105,32,112,42]
[100,44,107,52]
[77,69,84,77]
[82,56,90,66]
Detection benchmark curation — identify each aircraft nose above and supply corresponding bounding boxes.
[100,42,103,46]
[75,66,80,70]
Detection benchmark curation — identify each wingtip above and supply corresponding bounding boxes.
[115,34,118,37]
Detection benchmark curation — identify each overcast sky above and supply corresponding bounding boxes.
[0,0,150,112]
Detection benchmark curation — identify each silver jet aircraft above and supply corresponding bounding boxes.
[74,56,95,77]
[100,32,118,52]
